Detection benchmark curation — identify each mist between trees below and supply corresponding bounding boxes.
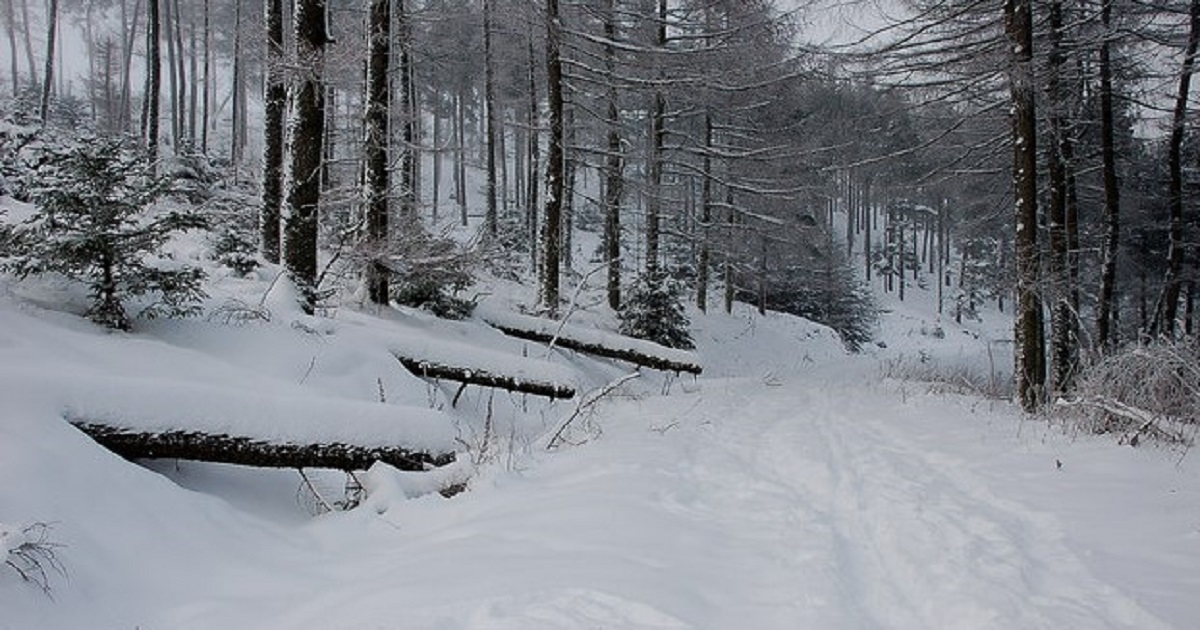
[1,0,1197,416]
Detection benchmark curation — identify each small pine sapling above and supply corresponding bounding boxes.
[3,139,208,330]
[618,272,695,350]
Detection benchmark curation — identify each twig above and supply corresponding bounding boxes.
[296,468,334,514]
[545,260,614,358]
[547,371,640,450]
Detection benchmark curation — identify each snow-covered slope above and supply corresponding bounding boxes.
[2,262,1198,629]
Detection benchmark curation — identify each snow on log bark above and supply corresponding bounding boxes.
[485,318,702,375]
[70,419,455,471]
[394,354,576,400]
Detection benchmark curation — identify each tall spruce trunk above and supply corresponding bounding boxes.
[17,0,35,91]
[172,0,187,147]
[697,111,713,312]
[1006,0,1045,411]
[398,0,416,225]
[645,0,667,278]
[364,0,390,304]
[284,0,328,313]
[145,0,161,169]
[603,0,623,311]
[1046,0,1077,394]
[540,0,565,316]
[1097,0,1121,348]
[1153,0,1200,338]
[260,0,285,263]
[163,0,179,146]
[39,0,57,123]
[483,0,498,237]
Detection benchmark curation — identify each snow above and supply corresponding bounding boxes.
[480,306,703,370]
[3,209,1199,629]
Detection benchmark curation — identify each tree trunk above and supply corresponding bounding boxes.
[188,20,197,144]
[284,0,328,314]
[3,0,18,95]
[398,0,417,225]
[697,111,712,312]
[1152,0,1200,338]
[119,0,142,135]
[604,0,623,311]
[229,0,244,165]
[363,0,390,304]
[38,0,57,123]
[200,0,209,152]
[540,0,565,316]
[145,0,161,169]
[261,0,286,263]
[1006,0,1045,411]
[436,101,446,223]
[1046,0,1076,394]
[455,90,467,226]
[17,0,35,91]
[172,0,187,148]
[483,0,498,237]
[73,421,454,472]
[645,0,667,278]
[527,38,541,270]
[163,0,179,146]
[1097,0,1121,349]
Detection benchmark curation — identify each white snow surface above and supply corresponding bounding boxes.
[2,270,1199,629]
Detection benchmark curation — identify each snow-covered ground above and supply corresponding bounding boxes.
[3,245,1199,628]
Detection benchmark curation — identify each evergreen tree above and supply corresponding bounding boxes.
[618,272,694,350]
[2,139,207,330]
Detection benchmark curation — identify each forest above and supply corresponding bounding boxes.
[0,0,1198,424]
[3,1,1200,626]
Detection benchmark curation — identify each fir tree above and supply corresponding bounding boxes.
[618,272,695,350]
[2,139,207,330]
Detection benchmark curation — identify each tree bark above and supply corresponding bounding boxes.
[284,0,329,313]
[261,0,286,264]
[697,111,712,312]
[1152,0,1200,338]
[540,0,564,316]
[483,0,498,237]
[364,0,390,304]
[145,0,161,169]
[73,421,454,471]
[395,355,576,401]
[1046,0,1076,395]
[1097,0,1121,348]
[487,322,702,375]
[1006,0,1045,411]
[603,0,623,312]
[38,0,57,123]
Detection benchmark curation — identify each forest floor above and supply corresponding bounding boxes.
[2,252,1199,628]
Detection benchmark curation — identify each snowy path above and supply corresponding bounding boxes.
[663,373,1176,629]
[154,364,1192,629]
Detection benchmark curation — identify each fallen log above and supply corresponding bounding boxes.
[395,354,576,400]
[71,420,455,472]
[487,323,703,375]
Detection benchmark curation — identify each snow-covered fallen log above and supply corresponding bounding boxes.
[394,354,576,400]
[482,311,703,375]
[70,420,453,471]
[6,368,460,472]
